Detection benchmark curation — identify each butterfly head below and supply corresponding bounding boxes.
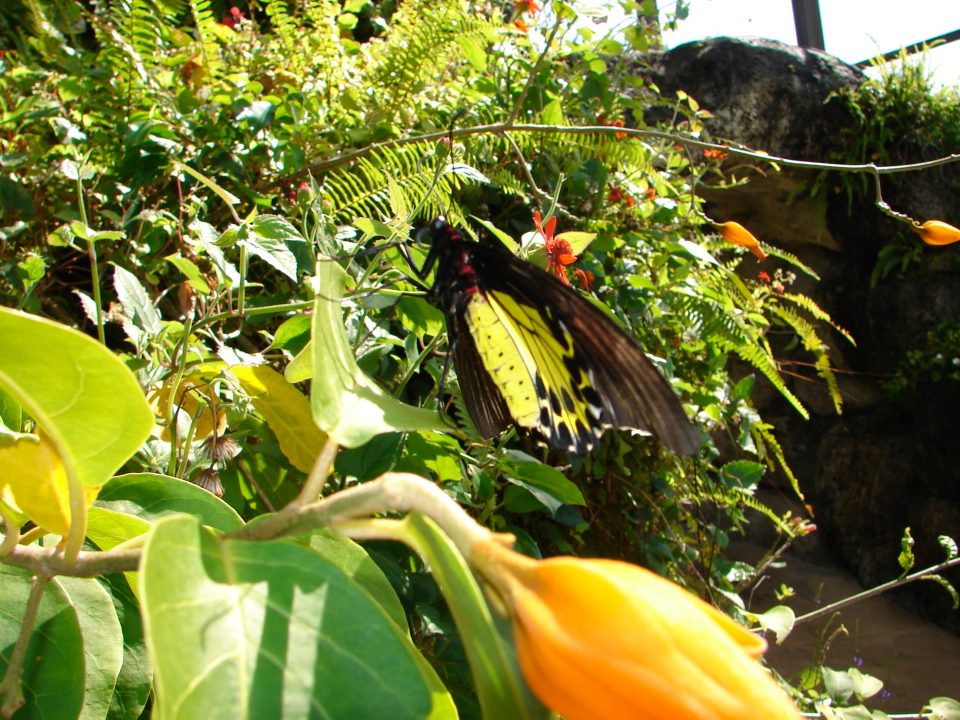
[413,216,452,246]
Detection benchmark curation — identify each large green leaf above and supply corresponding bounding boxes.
[0,307,153,490]
[298,529,408,632]
[97,473,244,532]
[305,260,445,447]
[401,513,547,720]
[58,576,124,720]
[98,573,152,720]
[0,565,85,720]
[140,514,452,720]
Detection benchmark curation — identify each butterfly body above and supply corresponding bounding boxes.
[415,218,698,456]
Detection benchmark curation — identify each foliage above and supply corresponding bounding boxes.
[0,0,953,718]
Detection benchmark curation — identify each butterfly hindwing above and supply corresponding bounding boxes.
[463,285,604,453]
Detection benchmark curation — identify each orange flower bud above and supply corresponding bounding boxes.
[473,541,800,720]
[716,221,767,261]
[915,219,960,246]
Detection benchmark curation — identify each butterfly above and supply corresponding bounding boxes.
[407,217,699,456]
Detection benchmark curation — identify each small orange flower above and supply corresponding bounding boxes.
[472,540,800,720]
[703,148,730,161]
[915,219,960,246]
[516,0,541,13]
[513,18,530,32]
[716,221,767,261]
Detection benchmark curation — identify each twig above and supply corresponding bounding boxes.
[794,556,960,626]
[303,122,960,179]
[1,544,141,576]
[0,573,49,717]
[506,15,568,127]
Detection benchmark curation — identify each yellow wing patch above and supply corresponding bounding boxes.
[464,290,603,452]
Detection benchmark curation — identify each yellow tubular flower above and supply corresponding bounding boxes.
[472,539,800,720]
[915,219,960,246]
[716,221,768,261]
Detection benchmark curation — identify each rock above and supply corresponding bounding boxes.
[644,36,960,631]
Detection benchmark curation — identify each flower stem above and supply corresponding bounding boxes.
[794,555,960,626]
[229,472,491,557]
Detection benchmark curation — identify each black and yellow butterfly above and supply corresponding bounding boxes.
[410,217,699,456]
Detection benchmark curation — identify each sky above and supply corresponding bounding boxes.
[658,0,960,88]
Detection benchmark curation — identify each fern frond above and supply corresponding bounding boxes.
[768,304,843,413]
[764,245,820,279]
[733,488,794,534]
[368,0,493,121]
[752,422,803,500]
[188,0,221,79]
[320,142,483,225]
[733,342,808,418]
[779,291,855,345]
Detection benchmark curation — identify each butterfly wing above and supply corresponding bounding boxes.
[448,310,513,439]
[465,241,699,456]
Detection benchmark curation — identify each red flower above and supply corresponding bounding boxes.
[757,271,771,283]
[221,6,245,28]
[516,0,542,13]
[535,210,577,286]
[608,187,624,203]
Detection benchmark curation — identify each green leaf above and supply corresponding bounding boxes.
[847,667,883,701]
[299,529,408,631]
[0,565,85,720]
[498,451,585,516]
[401,513,547,720]
[113,264,163,335]
[0,307,154,490]
[939,534,959,560]
[267,314,311,353]
[822,666,855,703]
[396,432,463,484]
[236,100,275,130]
[719,460,764,490]
[749,604,795,644]
[140,515,445,720]
[97,473,244,532]
[87,506,152,551]
[456,35,487,71]
[921,573,959,609]
[241,215,303,281]
[98,573,151,720]
[307,260,445,447]
[541,98,564,126]
[165,255,212,294]
[174,161,240,207]
[925,697,960,720]
[335,433,404,481]
[898,526,915,574]
[58,576,125,720]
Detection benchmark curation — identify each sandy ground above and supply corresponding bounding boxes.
[730,540,960,712]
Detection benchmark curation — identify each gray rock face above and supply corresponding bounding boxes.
[646,36,960,630]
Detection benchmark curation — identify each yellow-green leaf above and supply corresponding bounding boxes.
[230,364,327,472]
[0,430,71,534]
